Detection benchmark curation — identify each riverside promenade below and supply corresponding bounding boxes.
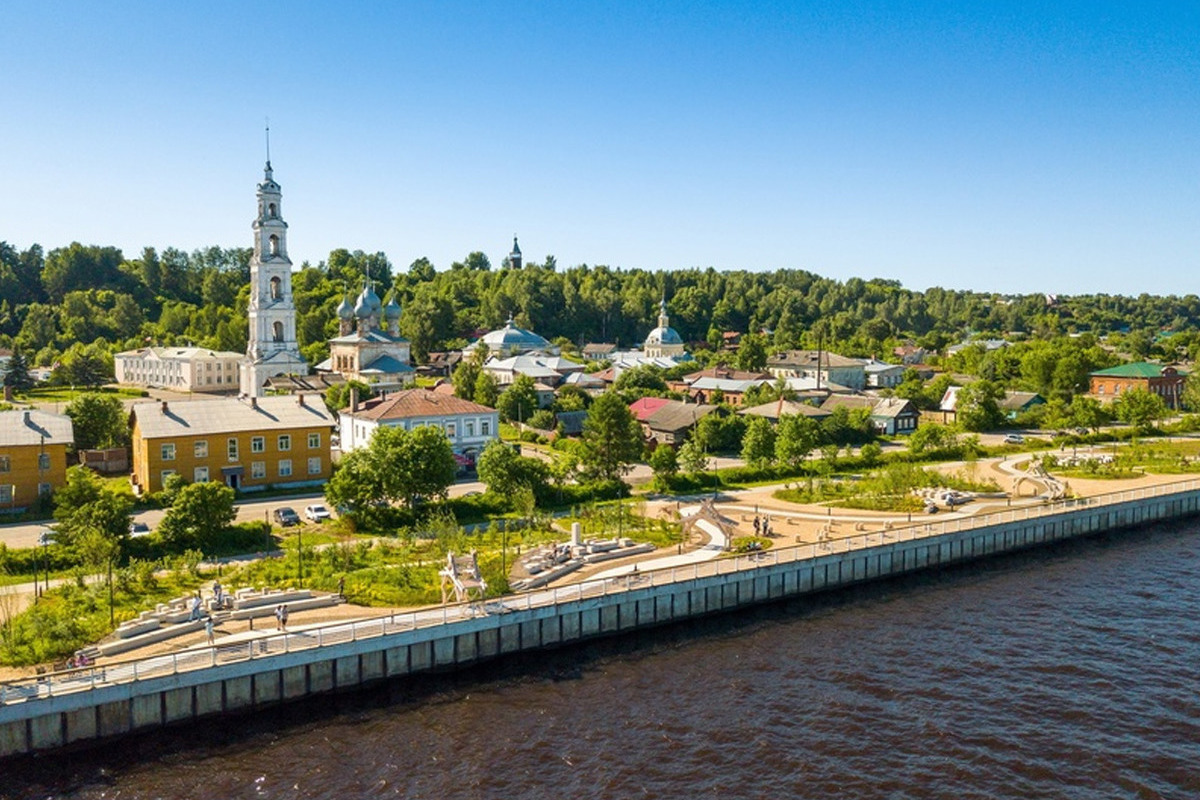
[3,477,1200,759]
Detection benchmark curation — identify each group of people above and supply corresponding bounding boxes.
[752,515,774,538]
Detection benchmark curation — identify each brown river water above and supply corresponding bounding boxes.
[4,521,1200,799]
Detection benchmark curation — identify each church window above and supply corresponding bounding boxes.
[268,202,277,217]
[273,321,284,342]
[270,276,281,300]
[268,234,280,256]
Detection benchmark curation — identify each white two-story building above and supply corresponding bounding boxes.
[338,388,499,461]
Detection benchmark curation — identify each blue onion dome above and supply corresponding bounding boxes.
[336,293,354,321]
[384,292,401,321]
[354,281,382,319]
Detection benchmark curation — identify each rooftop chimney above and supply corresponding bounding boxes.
[350,386,359,413]
[250,397,258,409]
[297,394,306,407]
[160,401,168,414]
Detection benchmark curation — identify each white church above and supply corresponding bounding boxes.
[239,160,309,396]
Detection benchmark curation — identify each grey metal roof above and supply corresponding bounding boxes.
[360,355,415,374]
[131,396,334,439]
[0,409,74,447]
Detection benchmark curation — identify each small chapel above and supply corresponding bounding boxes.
[317,281,415,390]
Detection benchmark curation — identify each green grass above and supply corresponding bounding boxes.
[18,386,148,403]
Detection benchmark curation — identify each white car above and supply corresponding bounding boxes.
[304,504,332,522]
[1002,434,1026,445]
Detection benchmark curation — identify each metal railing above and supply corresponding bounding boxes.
[3,476,1198,708]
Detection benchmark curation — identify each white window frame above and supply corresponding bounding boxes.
[278,459,292,478]
[278,434,291,452]
[194,466,209,483]
[228,438,239,462]
[251,436,265,453]
[307,456,321,475]
[161,443,176,461]
[194,440,208,458]
[308,432,320,449]
[251,461,266,479]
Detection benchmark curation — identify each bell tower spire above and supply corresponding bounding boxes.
[240,151,308,396]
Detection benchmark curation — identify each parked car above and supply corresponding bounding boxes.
[273,507,301,527]
[1002,434,1025,445]
[304,504,332,523]
[129,521,152,538]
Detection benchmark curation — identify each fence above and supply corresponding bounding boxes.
[3,476,1199,707]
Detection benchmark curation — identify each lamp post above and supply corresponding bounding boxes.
[297,524,303,588]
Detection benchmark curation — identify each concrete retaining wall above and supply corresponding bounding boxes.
[3,488,1198,759]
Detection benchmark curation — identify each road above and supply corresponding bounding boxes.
[0,478,488,551]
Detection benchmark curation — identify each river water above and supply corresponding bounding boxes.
[5,521,1200,799]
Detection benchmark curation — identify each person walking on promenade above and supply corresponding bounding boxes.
[280,604,289,630]
[274,604,284,630]
[337,576,345,600]
[189,592,203,621]
[205,617,215,645]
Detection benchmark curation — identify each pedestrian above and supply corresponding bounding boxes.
[213,580,223,608]
[190,592,203,621]
[274,604,283,630]
[280,604,289,630]
[205,617,215,645]
[753,515,761,535]
[337,576,345,600]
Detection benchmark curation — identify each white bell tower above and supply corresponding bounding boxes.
[240,151,307,396]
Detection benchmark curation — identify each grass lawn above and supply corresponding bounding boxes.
[18,386,148,403]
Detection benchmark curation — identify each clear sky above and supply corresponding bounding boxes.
[2,1,1197,295]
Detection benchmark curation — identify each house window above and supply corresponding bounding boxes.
[278,434,291,451]
[251,436,265,453]
[278,459,292,478]
[38,453,51,471]
[38,482,52,497]
[307,457,321,475]
[194,440,208,458]
[481,420,491,436]
[446,423,456,439]
[160,469,177,486]
[0,485,12,504]
[194,466,209,483]
[0,456,10,473]
[466,421,475,437]
[308,432,320,449]
[251,461,266,479]
[161,443,176,461]
[228,438,239,461]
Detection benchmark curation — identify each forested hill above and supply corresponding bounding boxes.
[3,240,1200,375]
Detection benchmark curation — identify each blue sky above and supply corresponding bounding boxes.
[2,1,1197,295]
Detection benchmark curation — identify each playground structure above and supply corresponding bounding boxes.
[439,551,487,605]
[1013,459,1067,501]
[680,498,736,550]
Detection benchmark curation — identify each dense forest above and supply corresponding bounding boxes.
[4,239,1200,391]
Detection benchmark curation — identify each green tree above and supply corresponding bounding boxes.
[580,392,644,482]
[376,425,458,508]
[497,374,539,423]
[65,392,129,451]
[775,414,820,470]
[677,439,709,474]
[477,440,549,498]
[956,380,1006,432]
[735,334,767,372]
[649,444,679,486]
[1114,388,1167,432]
[324,380,373,414]
[1068,395,1108,433]
[907,422,960,456]
[740,415,777,467]
[53,466,133,557]
[1183,373,1200,413]
[159,482,236,550]
[452,357,482,400]
[2,349,33,391]
[473,370,500,407]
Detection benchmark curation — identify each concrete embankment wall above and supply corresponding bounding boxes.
[4,488,1199,758]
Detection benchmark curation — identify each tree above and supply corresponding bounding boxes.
[376,425,458,508]
[158,482,236,550]
[735,334,767,372]
[1068,395,1108,433]
[649,444,679,486]
[741,416,777,467]
[2,349,32,391]
[324,380,372,414]
[956,380,1006,432]
[53,466,133,557]
[1183,373,1200,413]
[65,392,129,451]
[497,374,539,423]
[775,414,820,470]
[614,364,668,396]
[677,439,709,474]
[452,358,482,401]
[1114,388,1167,432]
[477,440,549,498]
[907,422,960,456]
[324,449,386,519]
[580,391,644,483]
[473,370,500,407]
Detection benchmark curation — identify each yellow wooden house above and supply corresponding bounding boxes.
[0,409,73,511]
[129,395,335,494]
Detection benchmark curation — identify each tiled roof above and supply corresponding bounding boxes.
[738,400,830,421]
[767,350,865,369]
[0,409,73,446]
[345,388,495,421]
[132,396,334,439]
[682,366,772,384]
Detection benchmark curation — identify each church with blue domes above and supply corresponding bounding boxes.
[317,279,415,389]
